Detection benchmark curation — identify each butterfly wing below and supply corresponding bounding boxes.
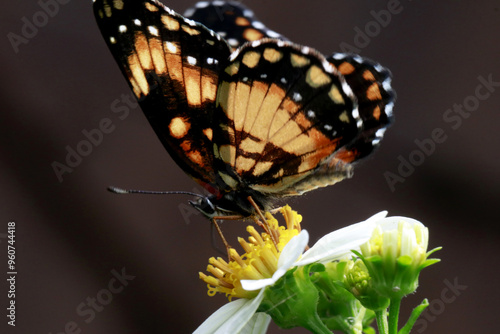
[327,53,395,161]
[185,2,395,194]
[184,1,288,50]
[212,39,363,196]
[93,0,231,189]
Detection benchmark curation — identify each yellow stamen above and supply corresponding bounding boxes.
[199,205,303,300]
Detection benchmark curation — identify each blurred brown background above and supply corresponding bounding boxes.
[1,0,499,333]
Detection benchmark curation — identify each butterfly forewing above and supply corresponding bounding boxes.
[93,0,231,187]
[184,1,288,50]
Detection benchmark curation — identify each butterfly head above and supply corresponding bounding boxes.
[189,190,269,219]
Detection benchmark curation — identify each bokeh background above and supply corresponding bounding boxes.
[1,0,499,333]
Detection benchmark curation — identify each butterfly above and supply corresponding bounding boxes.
[93,0,394,223]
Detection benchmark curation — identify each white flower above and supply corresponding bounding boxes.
[194,210,387,334]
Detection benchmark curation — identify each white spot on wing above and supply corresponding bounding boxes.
[183,8,195,17]
[253,21,265,29]
[293,92,302,102]
[352,55,363,63]
[118,25,127,33]
[165,41,177,53]
[133,19,141,26]
[195,1,209,8]
[187,56,197,65]
[228,38,239,47]
[382,78,392,91]
[268,30,281,38]
[185,18,197,26]
[375,128,387,138]
[385,102,394,116]
[332,53,347,60]
[148,26,159,36]
[374,63,385,72]
[323,60,334,73]
[243,9,254,17]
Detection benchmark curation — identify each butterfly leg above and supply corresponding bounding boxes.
[247,196,279,249]
[269,207,282,215]
[211,215,244,260]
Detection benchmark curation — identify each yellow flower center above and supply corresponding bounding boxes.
[199,205,302,300]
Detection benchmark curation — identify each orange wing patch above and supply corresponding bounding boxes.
[169,117,190,139]
[162,14,180,31]
[366,82,382,101]
[243,28,265,42]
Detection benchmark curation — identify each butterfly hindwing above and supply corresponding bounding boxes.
[327,53,395,161]
[185,1,395,170]
[93,0,232,187]
[212,39,361,195]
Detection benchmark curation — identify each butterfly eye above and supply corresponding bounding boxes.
[189,197,216,218]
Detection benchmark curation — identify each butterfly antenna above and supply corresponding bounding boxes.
[107,186,205,198]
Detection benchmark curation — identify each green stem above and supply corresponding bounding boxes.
[399,299,429,334]
[375,309,388,334]
[352,307,366,334]
[388,297,401,334]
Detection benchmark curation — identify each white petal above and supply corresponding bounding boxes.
[239,312,272,334]
[375,216,425,231]
[241,230,309,291]
[376,216,428,255]
[277,229,310,268]
[295,211,387,266]
[193,290,265,334]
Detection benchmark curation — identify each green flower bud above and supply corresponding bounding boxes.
[314,261,377,333]
[344,259,391,311]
